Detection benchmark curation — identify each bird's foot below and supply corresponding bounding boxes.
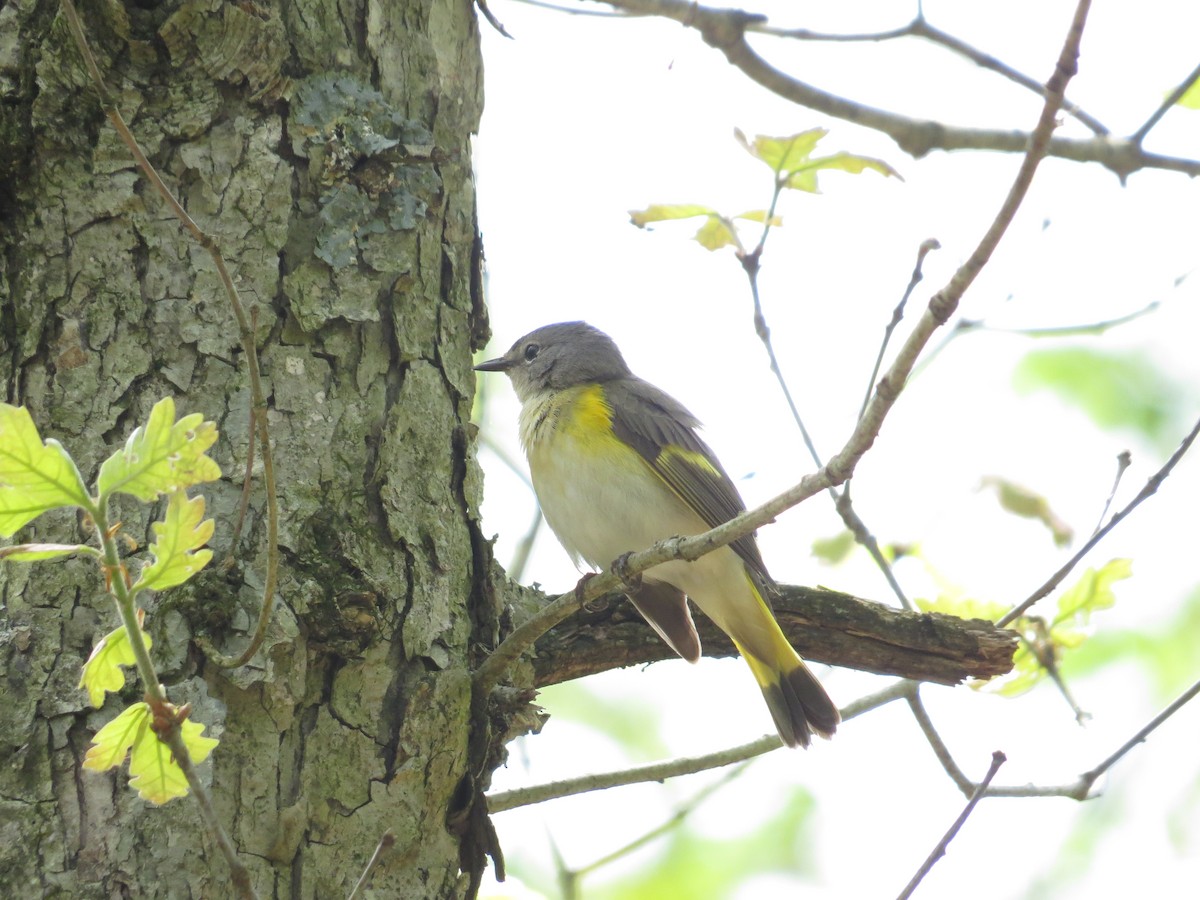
[573,572,607,613]
[611,551,642,592]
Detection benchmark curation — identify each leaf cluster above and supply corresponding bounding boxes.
[0,398,222,803]
[630,128,899,252]
[918,558,1131,700]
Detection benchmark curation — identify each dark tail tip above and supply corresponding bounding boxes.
[763,662,840,749]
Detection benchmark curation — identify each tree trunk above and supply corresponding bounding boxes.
[0,0,492,896]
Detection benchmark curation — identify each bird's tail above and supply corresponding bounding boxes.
[738,646,840,748]
[732,582,840,748]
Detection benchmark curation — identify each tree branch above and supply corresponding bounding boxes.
[759,16,1109,136]
[531,583,1017,687]
[589,0,1200,179]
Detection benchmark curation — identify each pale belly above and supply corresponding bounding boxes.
[526,420,751,636]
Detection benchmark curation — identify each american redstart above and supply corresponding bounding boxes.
[476,321,838,747]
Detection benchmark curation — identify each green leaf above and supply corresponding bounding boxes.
[96,398,221,502]
[133,491,214,593]
[980,475,1074,547]
[128,717,218,805]
[629,205,743,252]
[991,644,1046,697]
[693,216,738,251]
[1013,347,1186,448]
[735,127,828,173]
[734,209,782,226]
[785,153,901,192]
[1054,558,1131,625]
[82,701,219,804]
[1064,586,1200,699]
[811,530,855,564]
[984,561,1129,697]
[0,542,95,562]
[734,129,900,191]
[629,204,721,228]
[79,617,153,708]
[83,702,150,772]
[0,404,90,536]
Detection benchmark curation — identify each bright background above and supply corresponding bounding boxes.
[470,2,1200,897]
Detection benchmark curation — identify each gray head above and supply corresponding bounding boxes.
[475,321,631,402]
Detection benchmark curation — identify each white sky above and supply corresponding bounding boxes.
[472,1,1200,897]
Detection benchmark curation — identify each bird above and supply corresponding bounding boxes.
[475,321,839,748]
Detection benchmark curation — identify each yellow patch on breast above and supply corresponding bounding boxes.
[522,384,614,452]
[559,384,614,447]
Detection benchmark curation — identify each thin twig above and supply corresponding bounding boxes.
[1077,674,1200,791]
[825,239,941,614]
[741,250,823,477]
[1091,450,1132,538]
[858,239,941,420]
[347,830,395,900]
[908,298,1162,383]
[833,488,913,610]
[572,762,748,880]
[896,751,1007,900]
[475,0,514,38]
[227,308,259,561]
[513,0,631,16]
[486,680,911,813]
[917,673,1200,801]
[549,830,576,900]
[998,413,1200,628]
[1130,60,1200,145]
[59,0,280,670]
[507,509,543,584]
[988,301,1163,338]
[739,204,916,610]
[905,685,974,796]
[489,735,777,814]
[755,16,1108,135]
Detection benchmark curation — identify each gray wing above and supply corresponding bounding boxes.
[605,378,775,591]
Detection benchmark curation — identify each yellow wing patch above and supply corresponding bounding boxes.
[656,445,722,478]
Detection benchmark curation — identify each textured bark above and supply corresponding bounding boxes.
[532,584,1019,687]
[0,0,491,897]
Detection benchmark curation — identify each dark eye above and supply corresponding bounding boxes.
[523,343,540,361]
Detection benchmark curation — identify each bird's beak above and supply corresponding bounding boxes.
[474,353,516,373]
